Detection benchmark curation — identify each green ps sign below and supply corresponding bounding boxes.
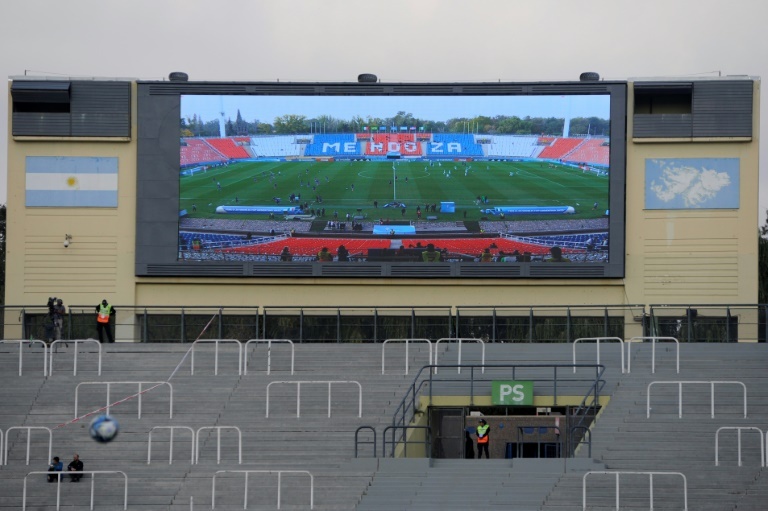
[492,380,534,405]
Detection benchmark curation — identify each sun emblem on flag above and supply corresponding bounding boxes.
[66,176,78,188]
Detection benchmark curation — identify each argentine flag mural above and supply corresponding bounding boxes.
[25,156,118,207]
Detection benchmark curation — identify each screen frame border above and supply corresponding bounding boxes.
[136,80,626,279]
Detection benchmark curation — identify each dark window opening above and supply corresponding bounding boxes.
[634,84,692,115]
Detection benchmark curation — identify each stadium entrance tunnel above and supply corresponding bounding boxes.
[426,405,598,460]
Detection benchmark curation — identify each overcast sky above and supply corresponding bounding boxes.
[1,0,766,223]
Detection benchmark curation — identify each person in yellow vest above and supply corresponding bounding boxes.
[476,418,490,458]
[317,247,333,262]
[95,299,116,343]
[422,243,441,262]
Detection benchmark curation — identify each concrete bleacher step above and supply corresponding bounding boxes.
[2,342,767,511]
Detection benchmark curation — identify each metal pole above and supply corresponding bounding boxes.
[528,308,534,342]
[143,308,148,343]
[181,308,186,343]
[492,308,497,343]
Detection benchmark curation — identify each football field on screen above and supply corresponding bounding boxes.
[180,159,608,222]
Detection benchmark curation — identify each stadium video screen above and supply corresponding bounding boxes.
[135,80,626,278]
[178,92,615,265]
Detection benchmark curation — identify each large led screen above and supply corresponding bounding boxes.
[135,81,626,278]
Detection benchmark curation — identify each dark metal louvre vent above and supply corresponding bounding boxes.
[252,263,313,277]
[320,264,384,277]
[145,82,608,97]
[145,264,245,276]
[528,265,606,277]
[528,84,611,94]
[390,265,452,277]
[459,265,522,278]
[70,81,130,136]
[692,81,753,137]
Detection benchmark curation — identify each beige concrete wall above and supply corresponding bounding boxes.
[623,80,760,307]
[5,82,138,309]
[5,80,760,315]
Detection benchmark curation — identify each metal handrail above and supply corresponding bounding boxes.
[190,339,242,376]
[433,338,484,374]
[23,470,128,511]
[582,471,687,511]
[75,381,173,419]
[212,470,313,510]
[627,336,679,373]
[49,339,101,376]
[391,363,605,455]
[573,337,624,373]
[715,426,765,467]
[381,338,431,375]
[382,425,432,458]
[570,425,592,457]
[147,426,195,465]
[244,339,294,375]
[4,426,52,466]
[647,381,747,418]
[0,340,48,376]
[266,380,362,418]
[354,426,376,458]
[196,426,242,464]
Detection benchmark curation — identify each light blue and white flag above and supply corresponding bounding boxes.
[26,156,118,207]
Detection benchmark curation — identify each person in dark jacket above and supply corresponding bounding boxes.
[67,453,84,482]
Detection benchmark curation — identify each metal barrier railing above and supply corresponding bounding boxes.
[646,381,747,418]
[573,337,624,373]
[4,426,52,466]
[49,339,102,376]
[75,381,173,419]
[212,470,313,510]
[433,338,485,374]
[243,339,294,375]
[382,425,431,458]
[715,426,765,467]
[23,470,128,511]
[582,471,687,511]
[265,380,362,418]
[190,339,242,376]
[147,426,195,465]
[0,340,48,376]
[354,426,377,458]
[4,303,765,343]
[381,338,432,375]
[627,336,679,373]
[195,426,242,464]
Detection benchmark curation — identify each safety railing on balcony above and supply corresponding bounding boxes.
[3,303,764,343]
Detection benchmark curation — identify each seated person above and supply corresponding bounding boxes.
[316,247,333,262]
[67,453,83,482]
[47,456,63,482]
[544,246,570,263]
[422,243,441,262]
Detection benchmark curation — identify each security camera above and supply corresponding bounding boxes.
[64,239,69,248]
[64,234,72,247]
